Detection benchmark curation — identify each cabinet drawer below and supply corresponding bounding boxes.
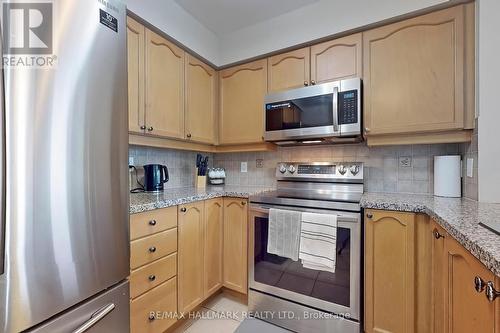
[130,277,177,333]
[131,228,177,269]
[130,253,177,299]
[130,207,177,241]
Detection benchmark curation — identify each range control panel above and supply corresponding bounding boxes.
[276,162,363,182]
[338,90,358,125]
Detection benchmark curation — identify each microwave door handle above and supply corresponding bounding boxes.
[332,86,339,133]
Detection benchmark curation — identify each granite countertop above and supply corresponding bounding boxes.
[129,185,274,214]
[361,193,500,277]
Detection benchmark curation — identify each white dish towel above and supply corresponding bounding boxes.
[299,212,338,273]
[267,208,302,261]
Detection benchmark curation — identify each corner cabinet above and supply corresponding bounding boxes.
[364,209,416,333]
[430,219,499,333]
[219,60,267,145]
[363,4,475,145]
[185,54,217,144]
[223,198,248,294]
[127,17,146,134]
[203,198,224,297]
[145,29,185,139]
[177,202,204,314]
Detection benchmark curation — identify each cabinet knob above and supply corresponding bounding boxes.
[433,229,445,239]
[140,125,146,130]
[149,220,157,226]
[311,80,316,85]
[148,314,156,321]
[241,201,246,206]
[474,276,486,293]
[186,133,192,138]
[486,281,500,302]
[365,127,371,133]
[148,246,156,253]
[147,127,154,132]
[180,207,187,212]
[366,213,373,219]
[148,275,156,282]
[304,81,309,86]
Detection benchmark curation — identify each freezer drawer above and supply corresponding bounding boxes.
[28,280,130,333]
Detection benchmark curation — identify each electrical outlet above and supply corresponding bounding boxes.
[241,162,248,173]
[129,157,134,165]
[399,156,412,168]
[466,158,474,178]
[256,159,264,168]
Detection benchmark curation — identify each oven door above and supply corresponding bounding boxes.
[248,203,361,321]
[264,82,340,141]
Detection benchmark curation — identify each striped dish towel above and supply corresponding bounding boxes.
[299,212,337,273]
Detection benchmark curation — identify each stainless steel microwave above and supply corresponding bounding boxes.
[264,78,362,145]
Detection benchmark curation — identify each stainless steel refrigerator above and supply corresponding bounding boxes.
[0,0,130,332]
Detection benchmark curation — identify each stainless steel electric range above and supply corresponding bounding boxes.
[248,162,364,333]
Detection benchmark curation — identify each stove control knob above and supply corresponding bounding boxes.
[338,165,347,175]
[288,165,296,174]
[279,164,287,174]
[350,165,360,176]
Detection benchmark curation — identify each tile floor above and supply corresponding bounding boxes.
[171,292,249,333]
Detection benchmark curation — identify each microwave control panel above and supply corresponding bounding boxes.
[338,90,358,125]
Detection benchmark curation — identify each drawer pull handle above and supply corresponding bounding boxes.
[148,275,156,282]
[474,276,486,293]
[148,246,156,253]
[486,281,500,302]
[180,207,186,212]
[149,220,157,226]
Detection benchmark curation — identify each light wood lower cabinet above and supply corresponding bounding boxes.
[204,198,224,297]
[130,228,177,270]
[430,219,499,333]
[219,59,267,145]
[178,202,205,314]
[130,277,177,333]
[364,209,416,333]
[223,198,248,294]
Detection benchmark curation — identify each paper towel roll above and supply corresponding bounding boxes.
[434,155,461,198]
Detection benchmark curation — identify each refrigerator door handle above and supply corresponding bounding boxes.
[0,18,6,276]
[72,303,115,333]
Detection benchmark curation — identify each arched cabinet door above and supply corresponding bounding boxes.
[127,17,145,134]
[178,202,204,313]
[268,47,310,92]
[223,198,248,294]
[203,198,224,297]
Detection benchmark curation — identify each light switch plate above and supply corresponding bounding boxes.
[466,158,474,178]
[241,162,248,173]
[129,157,134,165]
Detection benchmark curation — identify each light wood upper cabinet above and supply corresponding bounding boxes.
[310,33,362,84]
[363,5,472,138]
[127,17,145,134]
[365,209,416,333]
[268,47,310,92]
[219,59,267,145]
[177,202,204,313]
[203,198,223,298]
[223,198,248,294]
[185,54,217,144]
[145,29,185,139]
[430,218,498,333]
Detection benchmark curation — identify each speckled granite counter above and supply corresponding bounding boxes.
[130,185,274,214]
[361,193,500,277]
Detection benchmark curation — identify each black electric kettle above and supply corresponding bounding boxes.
[130,164,169,193]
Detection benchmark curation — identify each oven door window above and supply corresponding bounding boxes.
[253,216,350,307]
[265,94,334,131]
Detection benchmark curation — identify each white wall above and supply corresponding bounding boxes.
[478,0,500,203]
[124,0,220,65]
[218,0,449,65]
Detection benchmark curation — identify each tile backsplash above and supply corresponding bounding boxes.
[130,139,478,199]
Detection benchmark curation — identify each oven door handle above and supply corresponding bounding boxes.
[249,204,359,222]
